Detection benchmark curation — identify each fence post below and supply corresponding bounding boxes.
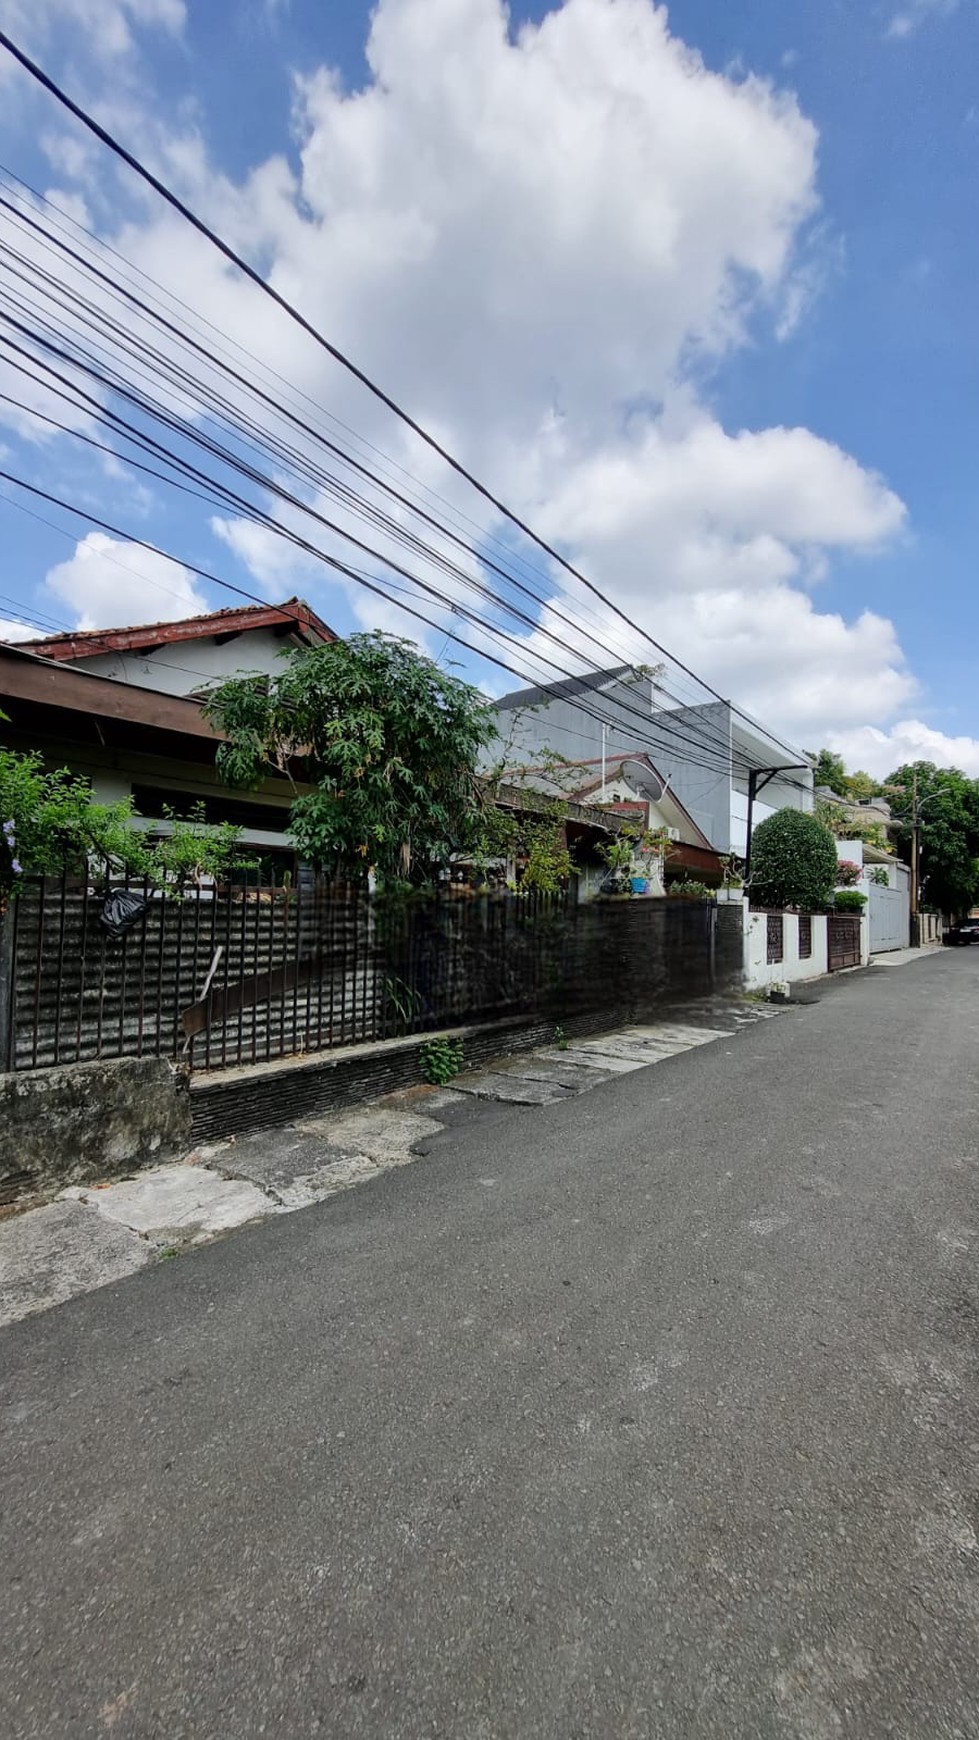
[0,906,13,1072]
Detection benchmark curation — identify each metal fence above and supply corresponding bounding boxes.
[0,875,741,1076]
[827,913,861,971]
[766,914,784,965]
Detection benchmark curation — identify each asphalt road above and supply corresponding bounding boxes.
[3,955,979,1739]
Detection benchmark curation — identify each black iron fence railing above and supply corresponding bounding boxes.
[0,875,742,1075]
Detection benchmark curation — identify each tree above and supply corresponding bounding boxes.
[205,633,497,882]
[808,748,848,794]
[808,747,879,802]
[749,808,839,910]
[883,762,979,916]
[847,769,878,802]
[0,750,244,910]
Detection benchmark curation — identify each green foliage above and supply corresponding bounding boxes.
[0,749,245,908]
[808,748,880,802]
[868,866,891,887]
[808,748,849,794]
[419,1035,464,1086]
[205,633,496,881]
[384,975,423,1029]
[834,889,868,912]
[148,805,248,890]
[522,826,572,893]
[668,878,711,899]
[814,796,890,852]
[749,808,839,911]
[0,749,144,906]
[847,770,878,801]
[553,1024,569,1052]
[884,761,979,916]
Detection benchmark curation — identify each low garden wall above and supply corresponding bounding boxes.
[741,900,870,991]
[0,1055,191,1205]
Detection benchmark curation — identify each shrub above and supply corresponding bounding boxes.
[834,889,868,913]
[868,866,891,887]
[749,808,839,911]
[668,878,711,899]
[836,859,862,887]
[419,1036,464,1085]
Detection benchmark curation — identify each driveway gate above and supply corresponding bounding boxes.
[827,914,861,971]
[868,879,910,954]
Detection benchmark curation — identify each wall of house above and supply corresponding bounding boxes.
[491,685,735,850]
[8,726,300,853]
[63,627,296,698]
[492,684,812,857]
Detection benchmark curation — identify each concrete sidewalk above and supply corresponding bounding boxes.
[0,996,781,1328]
[871,943,944,968]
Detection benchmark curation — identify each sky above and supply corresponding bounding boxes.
[0,0,977,777]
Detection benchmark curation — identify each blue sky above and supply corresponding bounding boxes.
[0,0,977,775]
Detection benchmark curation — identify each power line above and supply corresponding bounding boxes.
[0,29,812,768]
[0,281,756,778]
[0,175,754,768]
[0,470,764,785]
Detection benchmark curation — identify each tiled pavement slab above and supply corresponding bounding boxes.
[451,1071,572,1104]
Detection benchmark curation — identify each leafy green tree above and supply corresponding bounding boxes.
[149,804,248,891]
[0,749,143,908]
[846,769,878,802]
[808,748,849,794]
[808,748,879,802]
[0,750,245,909]
[205,633,496,882]
[884,762,979,916]
[749,808,839,910]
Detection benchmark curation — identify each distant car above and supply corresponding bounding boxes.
[943,918,979,946]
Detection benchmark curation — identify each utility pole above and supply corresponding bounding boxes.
[910,767,920,947]
[882,770,949,947]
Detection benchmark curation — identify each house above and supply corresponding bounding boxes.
[497,751,724,896]
[489,666,814,858]
[815,785,899,851]
[16,597,335,698]
[2,599,337,875]
[831,837,910,955]
[0,640,312,877]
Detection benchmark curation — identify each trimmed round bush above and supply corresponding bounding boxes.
[749,808,839,911]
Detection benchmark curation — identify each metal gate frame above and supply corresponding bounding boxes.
[828,914,861,971]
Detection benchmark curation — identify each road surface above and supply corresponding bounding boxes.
[3,953,979,1738]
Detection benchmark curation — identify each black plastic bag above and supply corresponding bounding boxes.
[99,888,151,940]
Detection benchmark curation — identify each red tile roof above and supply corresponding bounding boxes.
[16,597,335,662]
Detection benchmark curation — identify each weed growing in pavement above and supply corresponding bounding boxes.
[553,1025,570,1051]
[419,1036,465,1086]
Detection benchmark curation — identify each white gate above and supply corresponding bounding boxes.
[869,876,909,953]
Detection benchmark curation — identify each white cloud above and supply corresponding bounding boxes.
[44,532,209,629]
[0,616,40,640]
[828,721,979,780]
[0,0,185,63]
[10,0,929,757]
[887,0,958,39]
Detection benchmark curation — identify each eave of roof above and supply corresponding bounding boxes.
[14,596,335,663]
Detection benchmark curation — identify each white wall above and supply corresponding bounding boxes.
[743,904,829,991]
[68,627,292,698]
[740,902,871,990]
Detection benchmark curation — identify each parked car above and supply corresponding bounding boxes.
[943,918,979,946]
